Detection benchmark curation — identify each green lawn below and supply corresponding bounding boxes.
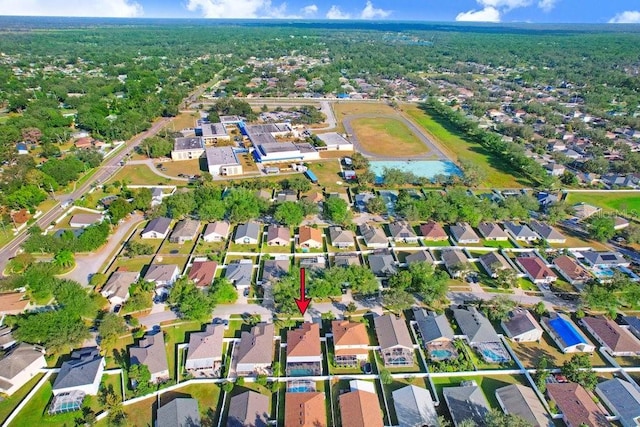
[430,374,528,409]
[159,383,221,422]
[158,239,197,255]
[482,239,515,249]
[109,256,153,275]
[404,106,526,188]
[8,376,75,427]
[0,374,44,424]
[108,165,184,186]
[163,321,207,379]
[421,239,453,247]
[308,161,344,193]
[351,117,430,158]
[565,192,640,215]
[95,396,155,427]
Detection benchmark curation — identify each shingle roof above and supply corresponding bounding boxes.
[129,331,169,376]
[69,213,103,227]
[287,323,321,358]
[405,250,434,265]
[262,259,290,283]
[443,383,491,427]
[529,220,565,241]
[188,261,217,286]
[144,264,179,283]
[228,391,270,427]
[441,249,468,270]
[393,385,438,427]
[236,323,274,365]
[0,343,45,380]
[285,392,326,427]
[328,226,354,245]
[413,309,454,343]
[517,257,557,281]
[170,219,200,240]
[374,314,413,350]
[496,384,552,427]
[596,378,640,427]
[504,221,539,239]
[547,383,610,427]
[453,307,499,343]
[142,217,172,235]
[203,221,230,239]
[389,221,417,240]
[478,222,508,240]
[368,254,397,276]
[235,222,261,241]
[358,224,388,245]
[157,398,201,427]
[267,225,290,243]
[553,256,591,282]
[339,389,383,427]
[419,221,448,240]
[186,324,225,363]
[449,222,480,242]
[502,309,542,339]
[225,260,254,287]
[102,271,139,300]
[581,316,640,354]
[53,347,103,391]
[0,292,30,315]
[479,252,511,273]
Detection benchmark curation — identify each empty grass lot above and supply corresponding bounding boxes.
[157,159,204,178]
[350,117,430,157]
[565,192,640,215]
[108,165,184,186]
[307,161,343,192]
[332,102,398,133]
[403,105,526,188]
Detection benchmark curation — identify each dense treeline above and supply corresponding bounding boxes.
[22,221,110,253]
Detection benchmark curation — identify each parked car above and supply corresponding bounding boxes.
[362,363,372,374]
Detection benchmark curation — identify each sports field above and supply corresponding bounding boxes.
[349,117,429,157]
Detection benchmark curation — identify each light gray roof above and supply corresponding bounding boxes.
[502,309,542,339]
[413,308,454,343]
[53,347,103,391]
[453,307,499,343]
[450,222,480,242]
[441,249,468,270]
[443,383,490,427]
[186,324,225,363]
[358,224,388,245]
[529,220,565,241]
[393,385,438,427]
[129,331,169,376]
[374,314,413,350]
[266,225,290,243]
[368,254,397,276]
[171,219,200,239]
[596,378,640,427]
[333,254,361,267]
[504,221,539,239]
[235,222,261,241]
[225,260,254,287]
[157,398,201,427]
[479,252,511,274]
[142,217,172,235]
[201,122,227,137]
[236,323,274,365]
[203,221,230,238]
[389,221,417,239]
[405,250,434,265]
[329,226,355,245]
[583,251,628,266]
[495,384,552,427]
[206,146,239,167]
[102,271,139,300]
[173,137,203,151]
[228,391,270,427]
[261,259,290,283]
[144,264,179,283]
[0,343,45,380]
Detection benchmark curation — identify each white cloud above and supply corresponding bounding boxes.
[456,6,501,22]
[537,0,557,12]
[326,5,350,19]
[0,0,142,17]
[477,0,531,10]
[186,0,294,18]
[301,4,318,16]
[609,10,640,24]
[360,1,390,19]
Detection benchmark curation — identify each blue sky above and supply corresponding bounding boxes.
[0,0,639,23]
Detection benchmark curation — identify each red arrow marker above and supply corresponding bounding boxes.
[294,267,311,315]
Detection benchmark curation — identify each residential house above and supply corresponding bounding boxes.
[339,380,383,427]
[553,256,592,287]
[225,260,254,291]
[202,221,230,242]
[501,309,544,343]
[478,222,509,241]
[393,385,438,427]
[299,256,326,272]
[405,250,434,265]
[169,219,200,244]
[144,264,180,291]
[185,324,225,377]
[541,313,595,353]
[235,323,274,376]
[156,398,201,427]
[495,384,553,427]
[443,381,491,427]
[255,189,273,201]
[582,251,630,268]
[580,316,640,356]
[453,307,500,345]
[188,260,217,287]
[0,327,16,350]
[449,222,480,244]
[228,390,270,427]
[261,259,290,284]
[545,162,566,176]
[328,226,355,248]
[622,316,640,341]
[298,226,323,250]
[331,320,369,367]
[572,203,601,221]
[16,143,28,155]
[101,270,139,306]
[333,253,361,267]
[358,224,388,249]
[442,249,469,278]
[368,253,397,277]
[284,392,326,427]
[595,378,640,427]
[141,217,172,239]
[419,221,448,241]
[266,225,290,246]
[286,323,322,376]
[614,217,630,231]
[388,221,418,243]
[0,344,46,395]
[546,383,610,427]
[0,292,31,316]
[529,220,566,243]
[234,222,261,245]
[129,331,170,384]
[504,221,540,241]
[52,347,105,396]
[478,251,512,278]
[151,187,164,207]
[69,213,103,229]
[516,256,557,284]
[374,314,414,367]
[275,190,297,203]
[302,191,324,204]
[413,308,457,361]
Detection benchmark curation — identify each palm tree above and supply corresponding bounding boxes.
[53,250,75,269]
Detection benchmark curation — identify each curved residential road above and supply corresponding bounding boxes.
[342,113,449,160]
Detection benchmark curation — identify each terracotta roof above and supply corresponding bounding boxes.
[287,323,321,358]
[285,392,326,427]
[581,316,640,354]
[299,226,323,245]
[419,221,448,240]
[0,293,29,315]
[332,320,369,352]
[546,383,610,427]
[553,255,591,282]
[339,390,383,427]
[10,209,29,224]
[188,261,218,286]
[517,257,557,281]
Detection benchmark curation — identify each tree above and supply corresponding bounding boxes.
[623,224,640,244]
[345,301,357,314]
[170,278,215,322]
[388,270,413,290]
[350,152,369,170]
[274,201,305,227]
[459,159,487,187]
[480,296,516,321]
[533,301,547,316]
[582,283,619,313]
[15,309,90,353]
[140,137,172,158]
[98,313,127,351]
[408,262,449,303]
[210,277,238,304]
[130,188,152,211]
[588,216,615,242]
[485,409,531,427]
[383,288,414,313]
[285,177,311,193]
[53,250,75,269]
[128,363,151,388]
[108,198,132,224]
[533,355,550,393]
[366,197,386,214]
[197,199,226,222]
[379,369,392,385]
[561,354,597,390]
[273,271,305,315]
[125,241,155,257]
[89,273,108,288]
[493,267,518,289]
[560,170,578,186]
[323,197,351,225]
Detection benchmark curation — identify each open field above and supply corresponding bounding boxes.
[166,112,198,131]
[108,165,185,186]
[332,102,397,133]
[565,192,640,216]
[350,117,429,158]
[308,160,343,192]
[156,159,204,177]
[403,105,525,188]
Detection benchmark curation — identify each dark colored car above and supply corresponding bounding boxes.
[362,363,372,374]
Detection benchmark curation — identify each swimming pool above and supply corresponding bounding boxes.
[481,348,509,363]
[592,266,615,278]
[288,384,315,393]
[430,349,454,360]
[289,368,315,377]
[370,160,462,184]
[548,316,586,347]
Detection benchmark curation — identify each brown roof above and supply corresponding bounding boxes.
[267,225,290,243]
[581,316,640,354]
[69,213,103,226]
[10,209,29,224]
[287,323,321,358]
[188,261,218,287]
[285,392,326,427]
[299,226,323,245]
[332,320,369,354]
[339,390,383,427]
[547,383,610,427]
[75,137,93,148]
[0,293,29,315]
[419,221,448,240]
[517,257,557,281]
[553,256,591,281]
[303,192,324,203]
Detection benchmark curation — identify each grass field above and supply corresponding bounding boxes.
[307,160,343,192]
[350,117,429,158]
[166,112,198,131]
[8,376,75,427]
[95,396,155,427]
[157,159,204,178]
[565,192,640,215]
[332,102,398,133]
[108,165,184,186]
[0,374,44,424]
[403,105,525,188]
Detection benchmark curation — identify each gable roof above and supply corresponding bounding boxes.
[171,219,200,239]
[328,226,354,245]
[449,222,480,242]
[453,307,499,343]
[339,389,383,427]
[332,320,369,348]
[285,392,326,427]
[553,256,591,282]
[581,316,640,354]
[236,323,274,365]
[69,213,103,227]
[573,203,601,220]
[0,344,45,380]
[267,225,290,243]
[368,253,397,276]
[186,324,225,363]
[333,254,361,267]
[478,222,508,239]
[517,257,557,281]
[228,391,270,427]
[374,314,413,350]
[358,223,388,245]
[235,222,261,240]
[443,383,491,427]
[298,226,322,245]
[262,259,290,283]
[547,382,610,427]
[496,384,552,427]
[102,270,139,300]
[53,347,103,391]
[203,221,230,238]
[596,378,640,427]
[504,221,539,239]
[419,221,448,240]
[479,252,511,271]
[129,331,169,375]
[142,217,172,235]
[583,251,628,266]
[529,220,565,241]
[441,249,468,269]
[393,385,438,427]
[0,292,30,315]
[406,250,434,265]
[188,261,218,286]
[157,398,201,427]
[389,221,417,239]
[502,309,542,339]
[287,323,321,358]
[225,260,254,287]
[144,264,179,283]
[413,308,454,343]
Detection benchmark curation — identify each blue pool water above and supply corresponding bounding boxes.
[549,317,586,347]
[289,368,314,376]
[593,266,615,278]
[481,349,509,363]
[430,349,454,359]
[288,385,315,393]
[370,160,462,184]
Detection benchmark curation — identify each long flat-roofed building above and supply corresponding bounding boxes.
[206,146,243,176]
[171,137,204,160]
[200,122,230,143]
